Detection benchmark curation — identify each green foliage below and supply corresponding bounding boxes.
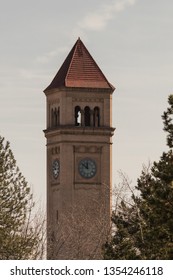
[162,95,173,148]
[0,136,43,259]
[104,95,173,260]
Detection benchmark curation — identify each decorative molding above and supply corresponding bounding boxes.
[51,183,60,191]
[74,182,101,190]
[51,146,60,155]
[74,145,102,153]
[49,98,60,105]
[72,98,104,103]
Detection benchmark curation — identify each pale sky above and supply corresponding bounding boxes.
[0,0,173,206]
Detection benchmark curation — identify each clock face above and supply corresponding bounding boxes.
[78,158,97,179]
[52,159,60,179]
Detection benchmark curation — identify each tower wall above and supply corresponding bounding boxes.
[44,39,115,259]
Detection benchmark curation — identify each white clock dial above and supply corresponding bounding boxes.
[52,159,60,179]
[78,158,97,179]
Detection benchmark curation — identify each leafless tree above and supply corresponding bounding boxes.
[47,183,112,259]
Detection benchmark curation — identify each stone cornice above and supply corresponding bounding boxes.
[44,125,115,137]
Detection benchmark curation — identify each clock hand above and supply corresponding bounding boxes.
[82,163,87,169]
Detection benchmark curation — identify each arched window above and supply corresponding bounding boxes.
[75,106,81,126]
[57,107,60,125]
[54,108,58,126]
[51,108,54,127]
[93,107,100,127]
[51,107,60,127]
[84,106,91,126]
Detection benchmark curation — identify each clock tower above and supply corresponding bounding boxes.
[44,38,115,259]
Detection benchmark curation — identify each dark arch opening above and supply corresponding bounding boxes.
[54,108,58,126]
[51,107,60,127]
[57,107,60,125]
[84,106,91,126]
[51,108,54,127]
[94,107,100,127]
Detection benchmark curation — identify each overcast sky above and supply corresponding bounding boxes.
[1,0,173,205]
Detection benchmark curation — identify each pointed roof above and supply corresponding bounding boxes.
[44,38,114,91]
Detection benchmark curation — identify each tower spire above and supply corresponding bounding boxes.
[44,38,115,91]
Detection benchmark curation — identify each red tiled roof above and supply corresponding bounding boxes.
[45,38,114,91]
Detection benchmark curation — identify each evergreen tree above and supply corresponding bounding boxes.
[104,95,173,259]
[0,136,44,259]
